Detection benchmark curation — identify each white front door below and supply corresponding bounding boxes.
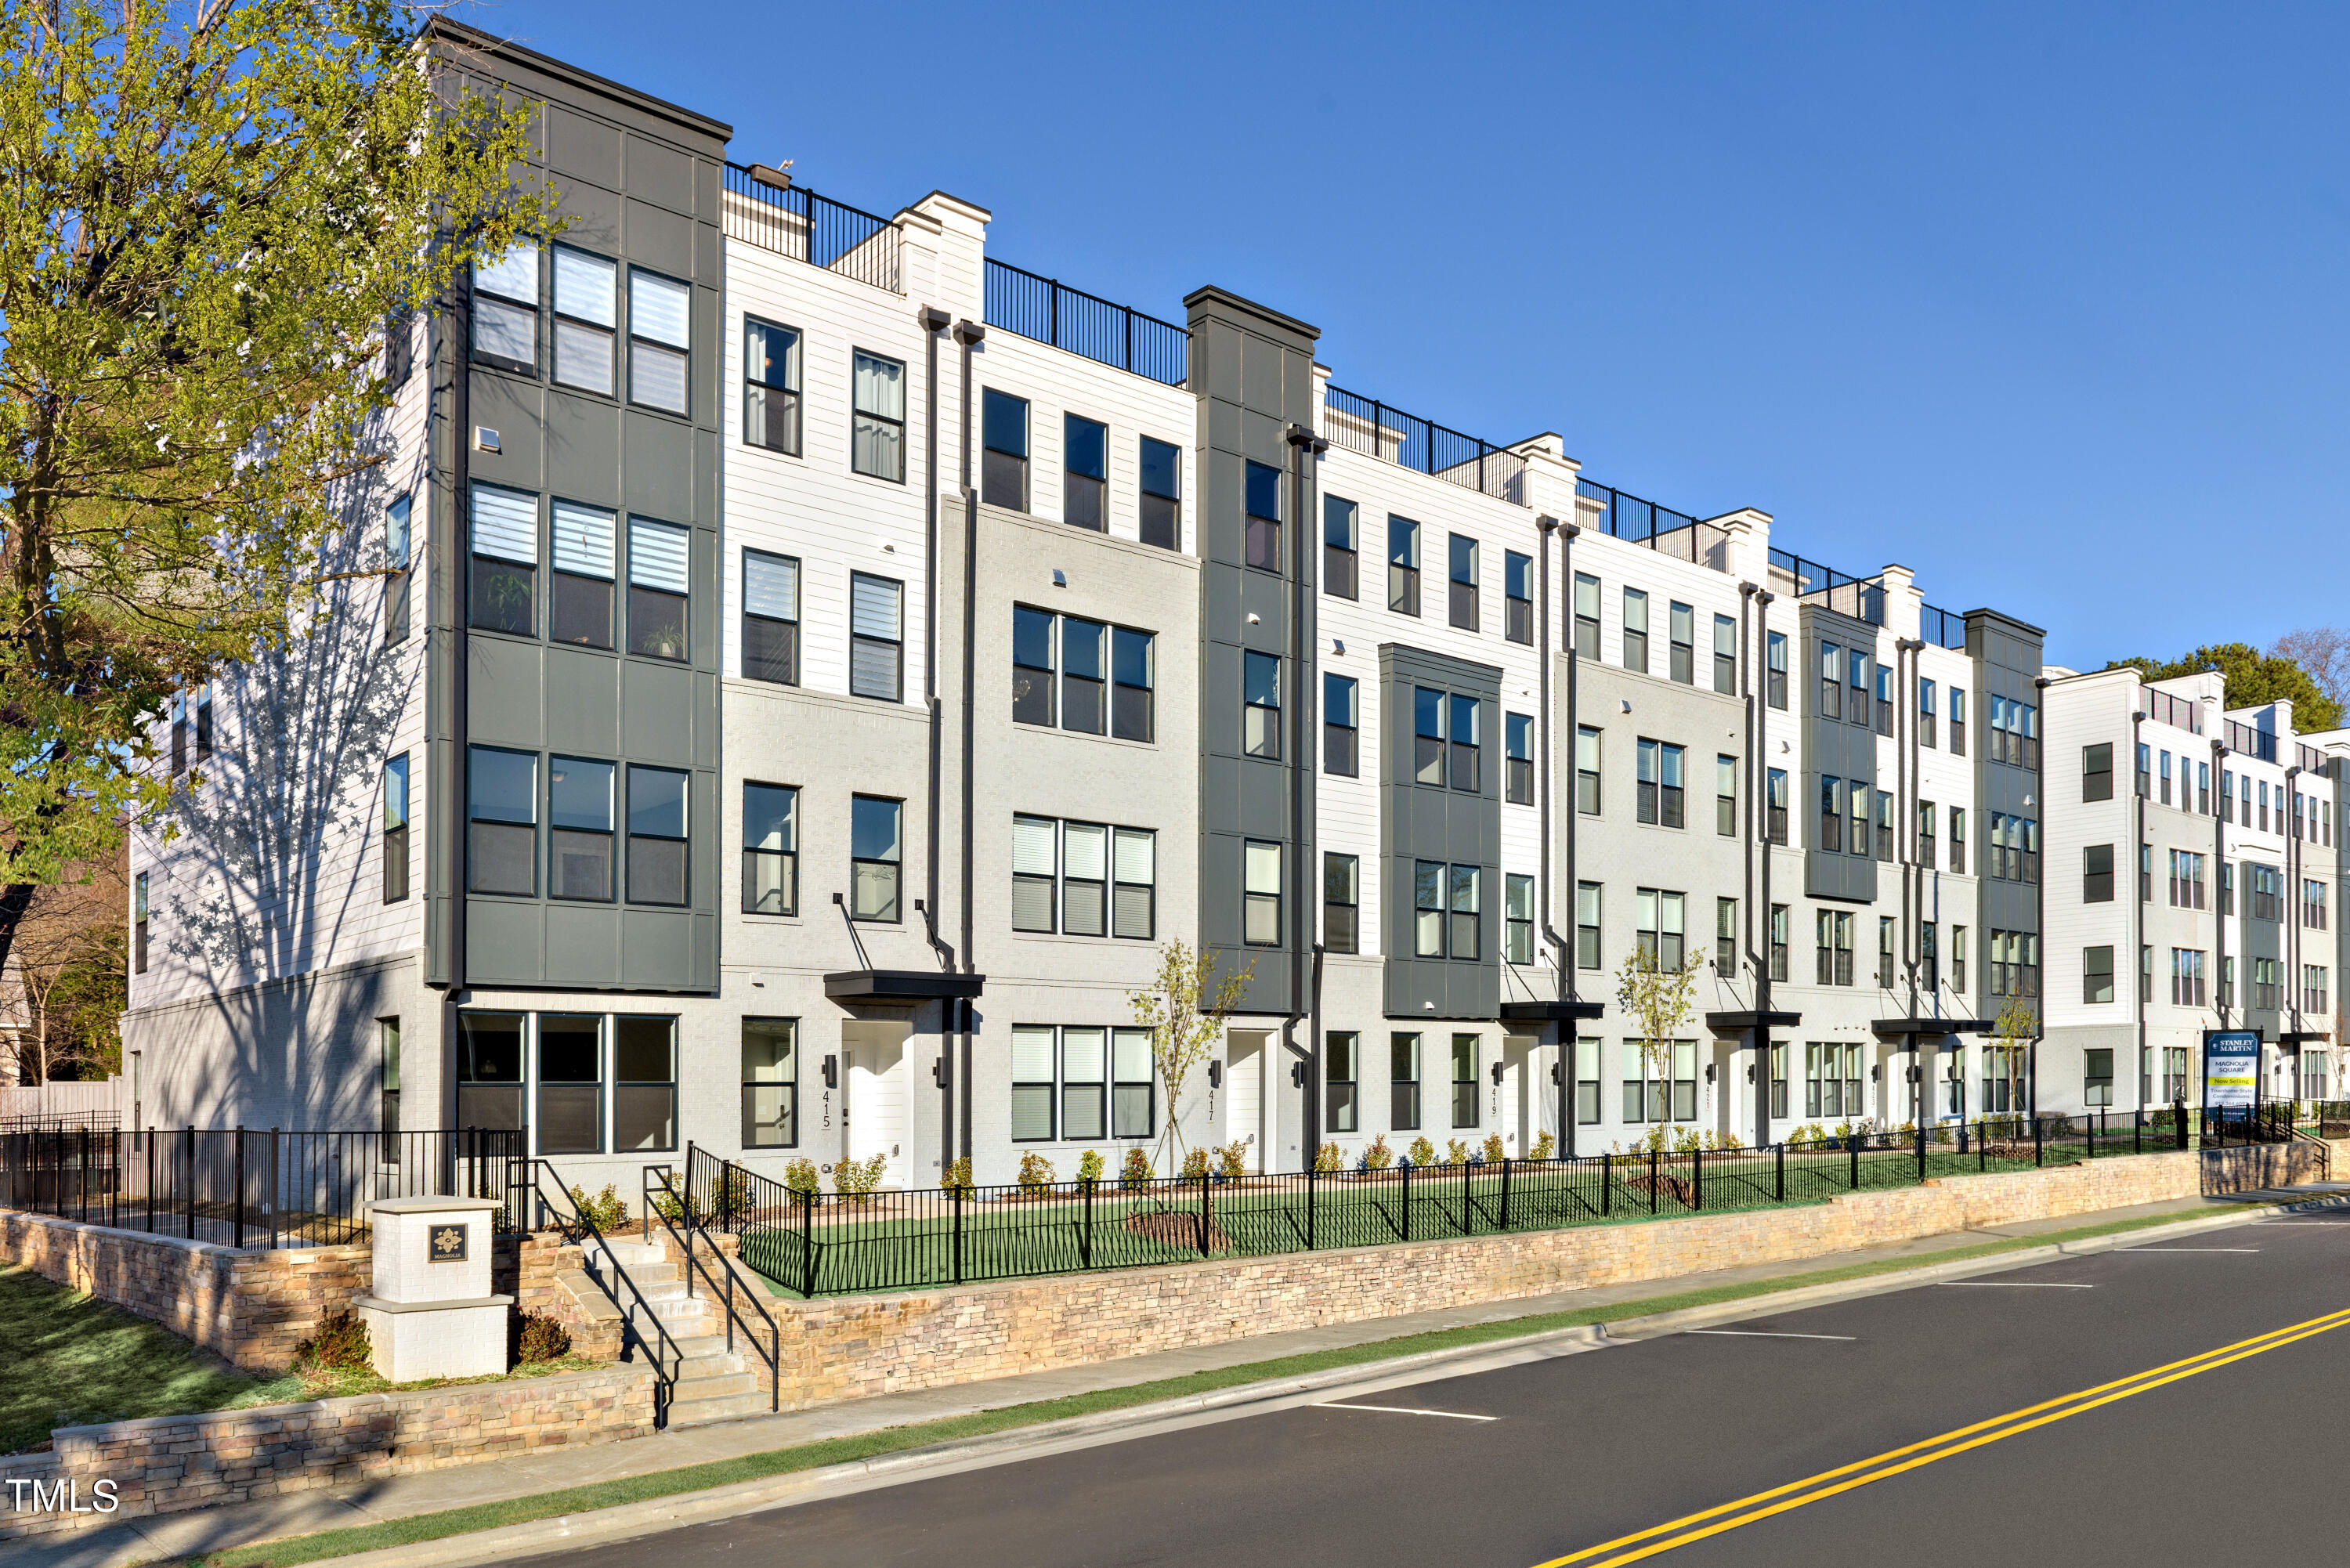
[842,1021,909,1187]
[1226,1034,1264,1171]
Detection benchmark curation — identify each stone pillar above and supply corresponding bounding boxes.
[353,1197,512,1381]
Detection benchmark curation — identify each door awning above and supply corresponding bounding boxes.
[1499,999,1608,1022]
[822,970,985,1004]
[1705,1010,1802,1033]
[1872,1017,1994,1039]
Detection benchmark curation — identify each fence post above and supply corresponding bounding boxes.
[2135,1105,2142,1155]
[78,1125,89,1224]
[2177,1101,2188,1152]
[184,1126,194,1240]
[951,1183,964,1286]
[269,1128,283,1248]
[2034,1114,2044,1167]
[1461,1156,1471,1236]
[799,1187,815,1299]
[1775,1140,1784,1202]
[1916,1122,1926,1183]
[1081,1177,1094,1269]
[1600,1152,1611,1217]
[146,1133,157,1234]
[1307,1165,1317,1250]
[1649,1146,1658,1215]
[1198,1172,1210,1257]
[1499,1157,1511,1231]
[1402,1161,1412,1241]
[1849,1134,1860,1192]
[1977,1119,1987,1172]
[1692,1145,1702,1212]
[2084,1110,2094,1161]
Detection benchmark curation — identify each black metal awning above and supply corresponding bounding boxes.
[2280,1031,2333,1046]
[1872,1017,1995,1039]
[1499,999,1609,1023]
[1705,1010,1802,1033]
[822,970,986,1004]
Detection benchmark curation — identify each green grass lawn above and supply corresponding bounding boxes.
[0,1261,266,1454]
[741,1141,2088,1298]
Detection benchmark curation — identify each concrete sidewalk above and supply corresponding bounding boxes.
[10,1185,2321,1568]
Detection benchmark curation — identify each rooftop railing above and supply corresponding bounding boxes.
[1325,387,1528,504]
[2144,687,2203,734]
[723,166,902,294]
[2225,719,2277,762]
[984,259,1188,387]
[1919,605,1967,650]
[1763,547,1966,647]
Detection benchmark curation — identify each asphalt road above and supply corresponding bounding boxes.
[524,1214,2350,1568]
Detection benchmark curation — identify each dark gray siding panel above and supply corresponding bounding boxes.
[1379,643,1503,1021]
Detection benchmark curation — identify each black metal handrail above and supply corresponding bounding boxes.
[1325,385,1528,503]
[644,1158,779,1414]
[535,1162,683,1429]
[723,166,902,294]
[983,258,1188,387]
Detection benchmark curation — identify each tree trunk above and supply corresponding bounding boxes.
[0,882,37,1003]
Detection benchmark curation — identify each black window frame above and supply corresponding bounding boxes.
[1448,533,1479,631]
[848,571,905,703]
[1388,515,1420,615]
[551,244,619,398]
[742,781,800,916]
[1324,851,1359,954]
[1062,411,1107,532]
[982,387,1030,511]
[624,763,689,907]
[1139,435,1181,550]
[1245,460,1282,573]
[1505,551,1533,645]
[851,793,903,923]
[742,547,801,685]
[625,266,692,417]
[1506,712,1534,805]
[1243,650,1282,761]
[1325,673,1359,777]
[743,316,804,456]
[851,349,908,482]
[548,753,617,904]
[1324,495,1358,600]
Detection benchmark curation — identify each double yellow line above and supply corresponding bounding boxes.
[1535,1302,2350,1567]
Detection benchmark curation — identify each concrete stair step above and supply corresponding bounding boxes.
[666,1388,771,1428]
[675,1370,760,1400]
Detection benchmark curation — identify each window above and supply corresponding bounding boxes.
[1113,1028,1154,1138]
[1950,807,1965,873]
[1415,688,1446,786]
[1243,651,1282,760]
[1013,606,1055,727]
[1325,853,1359,954]
[1766,630,1788,710]
[982,388,1029,510]
[381,754,410,903]
[2082,742,2113,803]
[1623,589,1650,673]
[548,756,616,901]
[2305,964,2330,1015]
[1324,496,1359,599]
[2138,842,2153,902]
[2247,863,2283,921]
[1113,627,1153,742]
[2173,851,2209,910]
[741,1019,798,1147]
[1448,534,1480,630]
[2254,957,2283,1011]
[1327,1033,1359,1133]
[385,310,413,388]
[1061,616,1106,735]
[1636,887,1685,970]
[1507,875,1535,965]
[851,351,906,481]
[743,319,802,453]
[627,269,690,414]
[472,244,539,373]
[1449,695,1481,793]
[1708,613,1736,695]
[455,1012,525,1132]
[2137,743,2153,799]
[1573,573,1600,659]
[2218,956,2235,1010]
[1716,755,1737,836]
[2171,948,2207,1007]
[379,1018,401,1138]
[1953,927,1968,992]
[1325,675,1359,776]
[1806,1043,1864,1120]
[2221,768,2234,824]
[1061,1028,1107,1140]
[1245,460,1282,571]
[1114,826,1155,938]
[1717,897,1737,972]
[627,516,689,661]
[384,496,411,644]
[1769,904,1789,982]
[1577,726,1601,815]
[192,682,212,761]
[1388,516,1421,614]
[1577,1038,1602,1125]
[1577,882,1602,970]
[615,1016,677,1152]
[1919,677,1936,746]
[550,500,616,649]
[2159,750,2173,806]
[1848,650,1870,729]
[551,246,616,395]
[1918,800,1936,869]
[1820,641,1842,719]
[537,1014,604,1154]
[625,765,688,905]
[1950,688,1967,756]
[1012,814,1057,932]
[1415,862,1443,957]
[1815,910,1854,986]
[132,872,148,974]
[852,795,902,921]
[469,483,537,636]
[1636,739,1684,827]
[2084,844,2114,903]
[849,573,903,700]
[743,782,798,915]
[1449,865,1482,959]
[2258,778,2269,833]
[1452,1035,1480,1128]
[1921,920,1939,988]
[1875,664,1894,735]
[1820,777,1843,854]
[1391,1035,1422,1132]
[165,692,183,771]
[1878,916,1896,988]
[1506,551,1534,645]
[1062,822,1108,936]
[1064,413,1106,530]
[742,549,801,684]
[1876,789,1895,862]
[1010,820,1152,939]
[1990,929,2039,999]
[1668,602,1695,685]
[1849,778,1870,857]
[1140,437,1182,549]
[1011,1026,1057,1141]
[1990,698,2039,768]
[1506,714,1534,805]
[1766,768,1788,845]
[467,746,536,896]
[1243,840,1282,946]
[2307,878,2330,929]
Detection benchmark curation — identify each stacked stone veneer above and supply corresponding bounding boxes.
[758,1143,2337,1411]
[0,1367,655,1540]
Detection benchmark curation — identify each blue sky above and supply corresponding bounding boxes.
[475,0,2348,671]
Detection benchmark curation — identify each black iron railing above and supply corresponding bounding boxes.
[0,1111,120,1135]
[2225,719,2277,763]
[0,1128,526,1248]
[535,1162,682,1429]
[723,166,902,294]
[1576,479,1730,571]
[983,259,1188,387]
[687,1109,2259,1300]
[1325,386,1528,503]
[646,1158,779,1414]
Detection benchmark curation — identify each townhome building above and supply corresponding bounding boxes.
[115,19,2196,1197]
[2042,668,2350,1116]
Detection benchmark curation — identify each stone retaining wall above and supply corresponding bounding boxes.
[0,1367,655,1540]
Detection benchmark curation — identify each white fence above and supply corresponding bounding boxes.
[0,1076,122,1127]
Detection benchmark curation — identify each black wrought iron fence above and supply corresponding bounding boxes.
[722,166,901,293]
[0,1129,526,1248]
[685,1109,2254,1300]
[0,1111,119,1135]
[983,259,1188,387]
[1324,386,1528,502]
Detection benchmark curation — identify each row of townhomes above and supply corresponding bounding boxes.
[119,20,2350,1189]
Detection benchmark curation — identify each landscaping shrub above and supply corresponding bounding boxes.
[515,1312,573,1365]
[570,1184,628,1233]
[783,1158,821,1198]
[1530,1130,1556,1160]
[1179,1148,1210,1180]
[834,1153,888,1198]
[1481,1133,1506,1165]
[1446,1138,1472,1165]
[1018,1151,1058,1191]
[291,1310,371,1374]
[1407,1136,1436,1169]
[944,1156,974,1198]
[1217,1140,1248,1180]
[1361,1134,1394,1172]
[1119,1147,1152,1190]
[1076,1149,1106,1184]
[1314,1141,1343,1174]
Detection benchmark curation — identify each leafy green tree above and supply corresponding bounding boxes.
[1615,944,1701,1151]
[1127,939,1253,1175]
[2104,644,2343,732]
[0,0,548,971]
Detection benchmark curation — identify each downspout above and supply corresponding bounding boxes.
[1899,638,1925,1101]
[1539,516,1562,1147]
[1554,521,1583,1154]
[1737,580,1758,1142]
[2131,706,2146,1125]
[2214,738,2230,1033]
[2031,676,2050,1118]
[445,276,470,1126]
[2287,761,2305,1090]
[954,319,985,1164]
[1752,590,1775,1151]
[916,305,955,1173]
[1284,424,1326,1165]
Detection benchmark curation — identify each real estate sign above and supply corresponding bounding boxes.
[2204,1030,2260,1110]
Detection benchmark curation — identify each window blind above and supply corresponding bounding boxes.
[554,248,615,325]
[551,501,614,579]
[629,517,689,591]
[629,271,689,347]
[743,551,798,620]
[470,485,537,564]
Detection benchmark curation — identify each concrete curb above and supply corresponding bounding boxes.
[269,1194,2337,1568]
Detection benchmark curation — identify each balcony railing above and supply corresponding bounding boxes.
[2226,720,2277,762]
[1919,605,1966,650]
[1325,387,1528,504]
[1574,479,1729,573]
[984,259,1188,387]
[723,166,902,294]
[1761,547,1966,648]
[2145,687,2202,734]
